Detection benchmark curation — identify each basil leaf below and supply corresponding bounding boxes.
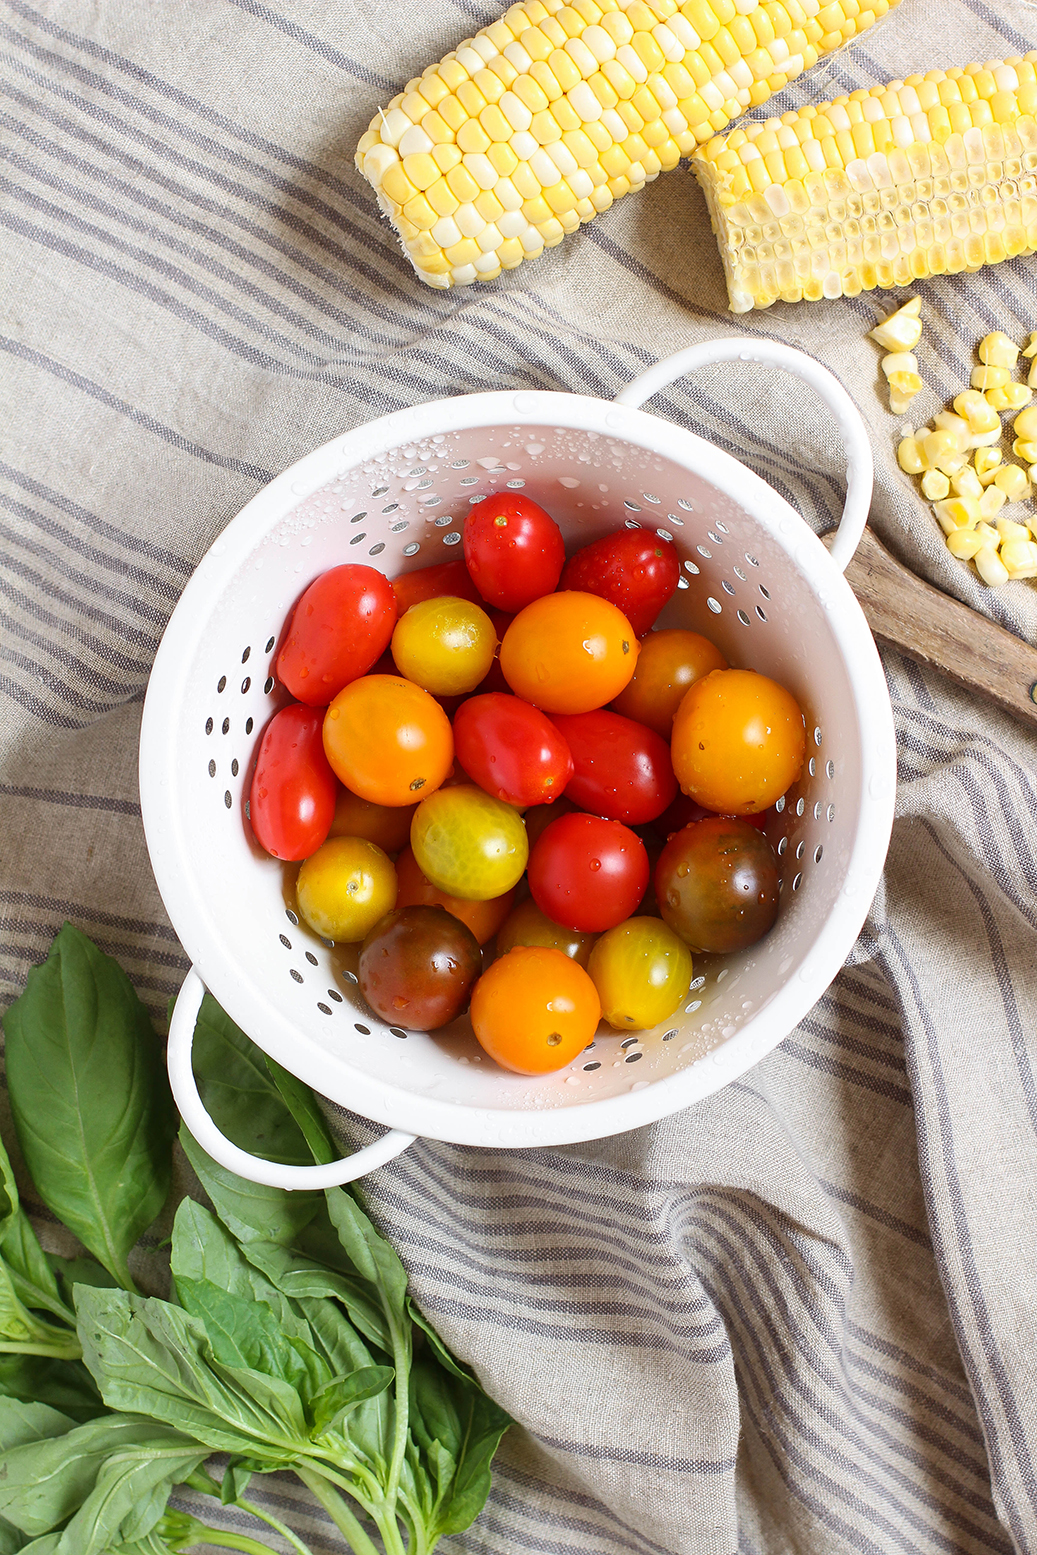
[407,1355,512,1540]
[219,1460,254,1505]
[324,1189,408,1321]
[0,1396,75,1449]
[241,1234,391,1356]
[261,1055,337,1166]
[408,1296,480,1385]
[0,1415,192,1537]
[174,1277,323,1397]
[0,1354,106,1422]
[76,1286,308,1463]
[179,1127,320,1249]
[190,994,319,1167]
[309,1365,394,1437]
[0,1521,24,1555]
[0,1132,71,1326]
[14,1536,61,1554]
[0,1256,80,1357]
[48,1255,121,1308]
[3,924,175,1290]
[54,1440,207,1555]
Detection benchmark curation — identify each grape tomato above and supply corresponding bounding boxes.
[391,596,497,696]
[249,704,337,861]
[550,708,676,824]
[277,565,396,705]
[296,836,397,943]
[463,492,565,613]
[453,693,573,808]
[527,812,648,933]
[560,529,680,637]
[391,558,482,614]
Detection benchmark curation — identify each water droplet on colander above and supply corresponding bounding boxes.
[525,443,545,456]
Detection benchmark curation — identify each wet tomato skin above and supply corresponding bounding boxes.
[550,709,676,825]
[391,558,482,614]
[527,812,649,933]
[560,530,680,637]
[611,629,728,737]
[463,493,565,613]
[394,846,515,945]
[358,905,481,1031]
[277,565,397,705]
[655,816,779,954]
[249,704,337,860]
[670,668,806,815]
[454,693,574,808]
[470,946,601,1074]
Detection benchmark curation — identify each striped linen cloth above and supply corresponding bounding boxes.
[2,0,1037,1551]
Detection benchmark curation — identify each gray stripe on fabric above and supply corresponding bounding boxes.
[0,535,164,653]
[493,1463,680,1555]
[0,462,190,577]
[884,925,1033,1544]
[781,1038,914,1107]
[848,1322,978,1411]
[0,337,275,483]
[817,1180,931,1250]
[414,1291,729,1359]
[844,1350,990,1459]
[218,0,397,91]
[531,1435,736,1475]
[799,1015,909,1075]
[0,560,158,674]
[0,675,80,728]
[1,620,141,704]
[0,891,180,939]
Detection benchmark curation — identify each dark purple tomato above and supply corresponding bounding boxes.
[550,709,676,824]
[248,704,338,860]
[454,693,573,808]
[559,529,680,637]
[655,817,779,953]
[358,905,481,1031]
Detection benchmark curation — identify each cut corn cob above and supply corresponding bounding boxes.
[691,54,1037,312]
[355,0,902,289]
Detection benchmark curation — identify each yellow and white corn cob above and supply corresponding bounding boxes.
[355,0,901,289]
[692,54,1037,312]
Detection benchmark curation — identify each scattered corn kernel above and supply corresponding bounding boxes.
[1000,539,1037,578]
[986,382,1033,412]
[924,429,966,472]
[946,528,986,560]
[978,486,1008,520]
[1014,405,1037,442]
[1012,438,1037,465]
[933,496,980,533]
[974,446,1003,482]
[1027,358,1037,389]
[950,467,983,501]
[921,469,951,501]
[897,436,925,476]
[975,547,1010,587]
[993,463,1031,501]
[953,391,1002,443]
[869,298,923,353]
[882,351,923,413]
[978,332,1020,370]
[972,365,1010,392]
[932,411,971,446]
[996,517,1031,542]
[692,54,1037,312]
[1021,332,1037,360]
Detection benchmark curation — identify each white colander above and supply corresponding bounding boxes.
[142,338,896,1190]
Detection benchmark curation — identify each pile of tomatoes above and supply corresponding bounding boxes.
[248,492,806,1077]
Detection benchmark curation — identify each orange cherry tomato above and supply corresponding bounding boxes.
[670,668,806,815]
[499,592,639,714]
[323,675,453,807]
[610,629,728,738]
[395,847,515,946]
[470,946,601,1074]
[329,788,417,854]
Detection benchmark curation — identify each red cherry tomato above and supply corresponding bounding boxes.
[248,704,337,860]
[528,812,649,933]
[454,694,574,808]
[462,493,565,613]
[550,709,676,824]
[277,565,397,706]
[559,529,680,637]
[391,558,482,614]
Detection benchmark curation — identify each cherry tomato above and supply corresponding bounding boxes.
[550,709,676,824]
[391,558,482,614]
[329,789,417,853]
[470,946,601,1074]
[527,812,648,933]
[359,905,481,1031]
[463,493,565,613]
[410,785,529,901]
[453,693,573,808]
[277,565,397,705]
[587,917,693,1030]
[248,705,337,861]
[559,529,680,637]
[655,817,779,953]
[495,897,597,968]
[296,837,397,942]
[653,791,715,841]
[611,629,728,738]
[323,675,453,807]
[500,592,639,715]
[391,597,497,697]
[671,669,806,815]
[395,846,515,945]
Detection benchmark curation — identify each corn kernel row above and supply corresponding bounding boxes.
[355,0,902,288]
[692,55,1037,311]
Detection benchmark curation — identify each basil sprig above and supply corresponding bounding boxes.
[0,929,510,1554]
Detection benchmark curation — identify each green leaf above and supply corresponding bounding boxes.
[241,1234,391,1357]
[408,1297,479,1385]
[309,1366,394,1437]
[0,1132,71,1326]
[174,1277,322,1397]
[3,924,175,1289]
[261,1056,337,1167]
[75,1286,308,1464]
[406,1356,512,1540]
[0,1256,80,1357]
[179,1128,320,1250]
[54,1439,207,1555]
[0,1395,75,1449]
[0,1414,195,1537]
[48,1255,121,1308]
[219,1460,254,1505]
[0,1521,24,1555]
[323,1190,408,1322]
[190,994,321,1167]
[0,1353,106,1421]
[15,1536,61,1554]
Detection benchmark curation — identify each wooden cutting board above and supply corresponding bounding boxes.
[823,525,1037,730]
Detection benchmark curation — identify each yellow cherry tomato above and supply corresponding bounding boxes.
[296,837,397,942]
[610,629,728,737]
[391,596,498,696]
[499,591,639,714]
[586,917,693,1031]
[410,785,528,901]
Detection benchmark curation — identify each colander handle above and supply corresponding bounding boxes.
[168,968,417,1188]
[614,337,873,574]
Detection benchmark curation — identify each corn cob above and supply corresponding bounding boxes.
[692,55,1037,312]
[356,0,901,289]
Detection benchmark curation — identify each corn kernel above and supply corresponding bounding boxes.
[869,296,923,351]
[999,538,1037,577]
[975,546,1010,586]
[946,527,986,559]
[897,435,925,474]
[1021,331,1037,359]
[978,486,1007,520]
[974,446,1003,480]
[994,463,1030,501]
[1014,405,1037,442]
[950,466,982,500]
[921,469,950,500]
[971,364,1010,391]
[996,517,1031,542]
[933,495,980,531]
[987,382,1033,411]
[1012,438,1037,464]
[978,330,1020,369]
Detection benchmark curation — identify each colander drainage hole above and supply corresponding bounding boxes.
[222,718,230,735]
[792,873,802,891]
[231,759,239,777]
[242,646,251,663]
[318,1003,332,1016]
[290,969,303,983]
[737,610,750,625]
[826,760,835,778]
[241,677,251,694]
[625,1052,642,1063]
[815,845,824,863]
[280,934,291,949]
[583,1061,601,1071]
[690,976,705,990]
[264,677,274,694]
[285,909,299,925]
[814,726,823,746]
[327,989,343,1002]
[759,584,770,599]
[208,760,216,778]
[246,717,253,735]
[205,717,213,735]
[662,1029,677,1041]
[355,1024,370,1035]
[224,791,232,809]
[305,951,318,965]
[620,1037,638,1049]
[756,606,767,622]
[777,837,787,856]
[217,676,226,693]
[390,1027,408,1039]
[265,636,275,652]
